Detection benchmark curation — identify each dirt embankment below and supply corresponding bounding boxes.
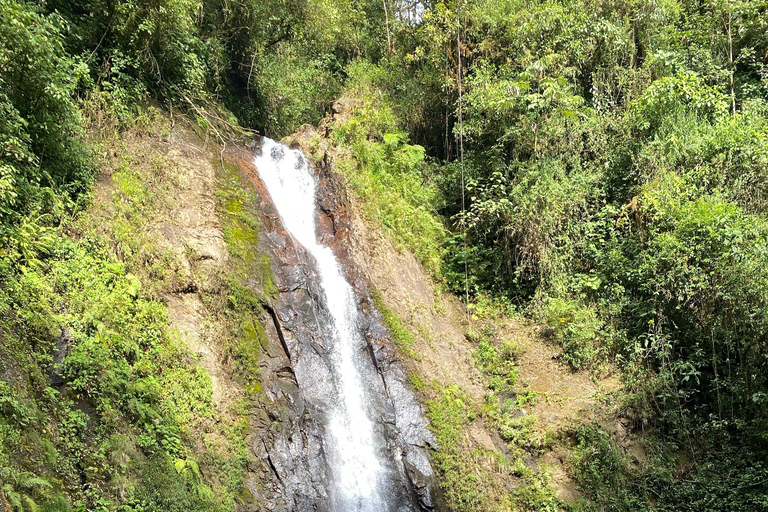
[87,115,293,507]
[91,117,240,413]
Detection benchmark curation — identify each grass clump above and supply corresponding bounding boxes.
[371,289,417,359]
[467,325,522,393]
[426,385,486,512]
[540,298,603,372]
[569,424,645,511]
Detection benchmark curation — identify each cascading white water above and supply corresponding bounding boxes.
[255,138,386,510]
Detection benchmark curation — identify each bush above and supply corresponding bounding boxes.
[0,0,93,224]
[330,63,447,277]
[541,298,603,371]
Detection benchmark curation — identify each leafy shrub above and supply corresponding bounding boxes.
[468,326,520,392]
[0,0,93,225]
[541,298,603,371]
[331,63,447,277]
[629,72,729,134]
[571,424,648,511]
[251,49,340,136]
[0,382,33,427]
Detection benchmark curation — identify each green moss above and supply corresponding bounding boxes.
[222,222,258,260]
[224,197,243,214]
[238,484,257,504]
[426,385,485,511]
[230,318,266,389]
[407,371,427,394]
[212,157,279,401]
[216,159,277,297]
[371,289,418,359]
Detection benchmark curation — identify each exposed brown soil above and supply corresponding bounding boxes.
[345,204,486,402]
[496,319,622,429]
[88,119,243,415]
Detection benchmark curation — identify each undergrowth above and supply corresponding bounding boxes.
[419,321,569,511]
[327,62,447,279]
[0,106,258,510]
[371,289,418,359]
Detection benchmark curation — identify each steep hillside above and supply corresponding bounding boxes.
[0,103,436,510]
[0,108,253,509]
[286,105,637,512]
[0,95,636,512]
[4,0,768,508]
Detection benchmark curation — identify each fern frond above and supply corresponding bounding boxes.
[21,495,38,512]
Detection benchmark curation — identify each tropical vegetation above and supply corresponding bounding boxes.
[1,0,768,508]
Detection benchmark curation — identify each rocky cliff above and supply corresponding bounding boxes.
[222,137,437,511]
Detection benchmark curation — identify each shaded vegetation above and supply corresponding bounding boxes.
[3,0,768,507]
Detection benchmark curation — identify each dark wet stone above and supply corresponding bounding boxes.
[404,447,436,510]
[50,327,71,386]
[235,137,436,512]
[523,455,539,473]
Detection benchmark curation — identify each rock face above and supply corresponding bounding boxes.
[49,327,71,386]
[226,138,437,511]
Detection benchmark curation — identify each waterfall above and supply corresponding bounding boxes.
[254,137,387,511]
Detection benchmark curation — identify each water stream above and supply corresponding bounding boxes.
[254,137,388,511]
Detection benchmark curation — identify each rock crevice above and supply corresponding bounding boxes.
[226,137,437,511]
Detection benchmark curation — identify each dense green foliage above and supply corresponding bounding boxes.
[0,213,242,511]
[329,1,768,508]
[0,0,390,507]
[295,0,768,508]
[325,62,448,276]
[0,0,92,234]
[2,0,392,218]
[3,0,768,507]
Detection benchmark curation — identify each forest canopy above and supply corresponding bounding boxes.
[1,0,768,509]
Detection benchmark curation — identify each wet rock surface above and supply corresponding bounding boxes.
[49,327,71,386]
[225,139,437,511]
